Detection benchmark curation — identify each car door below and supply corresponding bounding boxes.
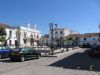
[28,48,37,57]
[27,48,35,58]
[21,48,31,58]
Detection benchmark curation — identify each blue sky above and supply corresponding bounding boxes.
[0,0,100,35]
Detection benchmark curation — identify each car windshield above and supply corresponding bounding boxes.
[13,48,22,51]
[19,48,30,53]
[0,47,4,49]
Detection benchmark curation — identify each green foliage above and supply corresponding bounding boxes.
[67,37,73,41]
[0,36,6,42]
[0,27,6,36]
[0,27,6,42]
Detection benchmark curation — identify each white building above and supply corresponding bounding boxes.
[48,28,79,45]
[0,23,42,47]
[17,23,41,47]
[0,23,17,47]
[40,34,49,46]
[79,33,100,46]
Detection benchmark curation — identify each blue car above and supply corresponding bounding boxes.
[0,47,12,59]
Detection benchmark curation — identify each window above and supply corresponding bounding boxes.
[55,31,58,34]
[5,47,11,50]
[84,37,86,40]
[76,37,78,40]
[60,31,63,34]
[28,48,34,52]
[0,47,4,50]
[93,38,95,40]
[24,39,27,44]
[9,40,12,46]
[9,30,12,36]
[30,34,33,38]
[24,32,26,38]
[21,48,29,53]
[37,35,39,39]
[15,40,18,46]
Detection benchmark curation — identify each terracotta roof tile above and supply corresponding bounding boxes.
[0,23,14,29]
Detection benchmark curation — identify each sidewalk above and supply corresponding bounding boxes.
[40,48,82,57]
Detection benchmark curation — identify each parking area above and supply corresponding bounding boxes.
[0,48,100,75]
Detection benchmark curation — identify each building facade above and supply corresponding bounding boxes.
[0,23,17,47]
[0,23,42,47]
[40,34,49,46]
[79,33,100,46]
[48,28,79,45]
[65,33,100,46]
[17,23,41,47]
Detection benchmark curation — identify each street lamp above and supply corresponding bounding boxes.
[49,22,57,55]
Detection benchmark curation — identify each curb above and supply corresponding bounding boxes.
[40,55,57,57]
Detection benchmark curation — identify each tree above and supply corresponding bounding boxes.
[0,27,6,45]
[65,37,73,45]
[23,32,27,47]
[30,34,34,47]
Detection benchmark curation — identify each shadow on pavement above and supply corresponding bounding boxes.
[49,50,100,72]
[0,58,38,63]
[0,59,15,63]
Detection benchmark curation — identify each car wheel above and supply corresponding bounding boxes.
[0,55,1,59]
[10,58,14,61]
[20,56,25,62]
[37,54,39,59]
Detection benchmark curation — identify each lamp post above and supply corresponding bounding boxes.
[49,22,57,55]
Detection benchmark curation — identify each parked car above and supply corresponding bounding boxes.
[88,46,100,58]
[9,47,41,62]
[91,44,98,49]
[0,46,12,59]
[82,44,91,48]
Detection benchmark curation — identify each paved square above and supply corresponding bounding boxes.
[0,48,100,75]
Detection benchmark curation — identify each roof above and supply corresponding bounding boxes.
[82,33,99,37]
[64,34,80,38]
[0,23,14,29]
[44,34,49,38]
[64,33,99,38]
[65,33,99,38]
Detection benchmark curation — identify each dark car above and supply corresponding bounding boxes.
[0,46,12,59]
[9,47,41,62]
[88,46,100,58]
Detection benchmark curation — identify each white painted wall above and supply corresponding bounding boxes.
[79,36,100,45]
[19,25,41,47]
[48,28,79,45]
[5,28,17,46]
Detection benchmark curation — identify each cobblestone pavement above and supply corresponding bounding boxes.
[0,48,100,75]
